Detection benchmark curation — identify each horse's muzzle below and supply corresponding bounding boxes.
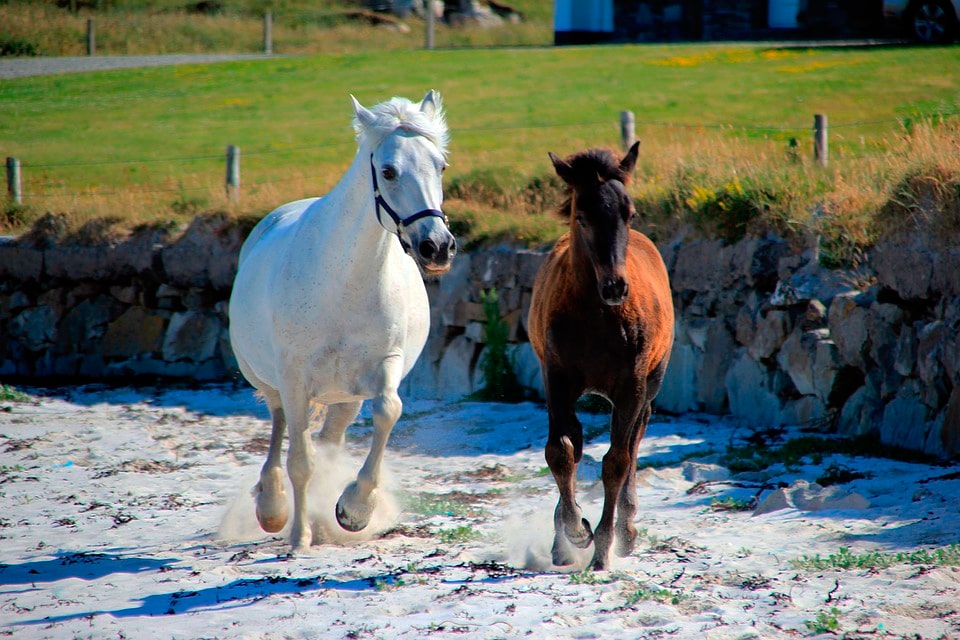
[417,233,457,275]
[599,275,628,306]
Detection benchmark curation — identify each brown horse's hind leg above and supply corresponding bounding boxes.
[615,402,651,558]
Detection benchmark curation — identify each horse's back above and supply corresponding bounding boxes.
[238,197,320,265]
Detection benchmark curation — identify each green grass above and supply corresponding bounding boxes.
[0,384,31,403]
[792,544,960,571]
[2,41,959,251]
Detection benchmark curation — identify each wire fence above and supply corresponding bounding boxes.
[5,110,958,205]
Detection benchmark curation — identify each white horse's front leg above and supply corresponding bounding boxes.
[281,386,315,551]
[255,400,289,533]
[335,359,403,532]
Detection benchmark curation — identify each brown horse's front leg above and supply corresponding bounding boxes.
[548,436,593,565]
[544,369,591,566]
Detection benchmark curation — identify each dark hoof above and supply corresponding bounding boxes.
[335,501,368,533]
[566,517,594,549]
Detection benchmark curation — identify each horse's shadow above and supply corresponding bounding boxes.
[0,550,177,587]
[13,571,402,625]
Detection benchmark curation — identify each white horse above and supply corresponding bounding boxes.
[228,91,456,551]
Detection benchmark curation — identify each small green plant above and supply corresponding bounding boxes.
[0,384,31,403]
[708,496,755,512]
[792,544,960,571]
[437,525,479,544]
[569,568,613,585]
[816,463,871,487]
[170,183,207,216]
[624,587,681,607]
[805,607,841,633]
[1,201,35,231]
[471,288,527,402]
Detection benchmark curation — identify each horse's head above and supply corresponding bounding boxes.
[353,91,457,276]
[549,142,640,306]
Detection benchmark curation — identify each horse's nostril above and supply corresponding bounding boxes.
[601,277,628,303]
[419,239,438,261]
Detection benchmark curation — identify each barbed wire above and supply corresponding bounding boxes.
[8,110,957,201]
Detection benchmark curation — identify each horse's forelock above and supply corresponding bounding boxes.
[354,96,449,156]
[554,149,627,220]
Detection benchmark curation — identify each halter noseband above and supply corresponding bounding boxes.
[370,154,447,241]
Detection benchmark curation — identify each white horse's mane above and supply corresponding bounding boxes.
[353,96,449,156]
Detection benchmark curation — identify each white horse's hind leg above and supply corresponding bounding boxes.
[255,400,289,533]
[317,401,363,448]
[336,360,403,532]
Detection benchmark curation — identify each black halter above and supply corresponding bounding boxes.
[370,155,446,240]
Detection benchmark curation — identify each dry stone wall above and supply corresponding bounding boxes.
[1,218,957,458]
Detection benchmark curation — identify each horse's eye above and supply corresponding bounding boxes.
[382,166,397,181]
[575,215,587,228]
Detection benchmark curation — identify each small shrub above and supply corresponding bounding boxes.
[1,201,35,231]
[815,463,871,487]
[472,288,527,402]
[805,607,841,633]
[0,36,39,57]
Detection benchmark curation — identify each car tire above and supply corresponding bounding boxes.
[906,0,959,43]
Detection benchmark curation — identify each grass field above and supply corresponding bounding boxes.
[2,40,959,253]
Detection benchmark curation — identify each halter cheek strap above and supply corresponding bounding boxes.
[370,155,447,239]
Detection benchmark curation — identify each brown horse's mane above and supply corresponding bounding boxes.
[553,148,631,220]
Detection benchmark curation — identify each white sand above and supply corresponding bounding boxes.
[1,383,958,639]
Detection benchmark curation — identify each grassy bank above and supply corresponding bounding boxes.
[2,41,959,256]
[0,0,552,56]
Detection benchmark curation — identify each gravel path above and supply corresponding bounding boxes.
[0,53,279,79]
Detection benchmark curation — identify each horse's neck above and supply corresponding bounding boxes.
[302,146,396,271]
[566,227,598,294]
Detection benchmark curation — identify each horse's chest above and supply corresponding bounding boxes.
[550,308,639,367]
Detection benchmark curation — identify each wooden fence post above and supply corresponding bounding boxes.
[814,113,828,168]
[87,19,95,56]
[6,157,22,205]
[425,0,435,50]
[226,145,240,203]
[263,12,273,54]
[620,110,636,152]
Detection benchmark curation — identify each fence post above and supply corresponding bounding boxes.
[425,0,435,50]
[263,12,272,54]
[620,110,636,152]
[6,157,21,205]
[226,145,240,203]
[87,19,95,56]
[814,113,828,168]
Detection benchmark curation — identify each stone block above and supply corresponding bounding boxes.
[435,334,479,401]
[0,239,43,282]
[101,307,167,359]
[893,325,917,377]
[657,339,699,414]
[748,309,791,361]
[56,296,121,354]
[725,350,782,427]
[9,305,58,351]
[516,249,546,289]
[880,380,931,450]
[696,318,734,413]
[671,238,727,293]
[828,292,869,368]
[939,387,960,457]
[871,239,933,300]
[162,311,221,363]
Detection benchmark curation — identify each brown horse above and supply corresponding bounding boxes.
[528,142,674,571]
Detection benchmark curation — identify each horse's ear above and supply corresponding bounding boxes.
[419,90,441,119]
[549,152,575,185]
[351,94,377,130]
[619,141,640,179]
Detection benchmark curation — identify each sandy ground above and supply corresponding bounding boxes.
[0,383,958,639]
